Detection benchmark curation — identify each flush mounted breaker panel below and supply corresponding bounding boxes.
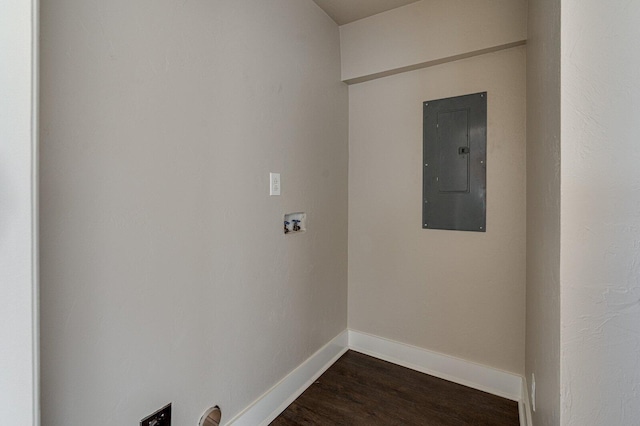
[423,92,487,232]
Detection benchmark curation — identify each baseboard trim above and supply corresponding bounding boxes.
[227,331,349,426]
[520,377,533,426]
[228,329,526,425]
[348,330,522,402]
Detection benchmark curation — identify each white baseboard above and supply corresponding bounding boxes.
[228,329,526,425]
[520,377,533,426]
[348,330,522,402]
[227,331,349,426]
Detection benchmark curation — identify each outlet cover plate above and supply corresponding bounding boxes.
[141,403,171,426]
[531,374,536,412]
[270,173,281,196]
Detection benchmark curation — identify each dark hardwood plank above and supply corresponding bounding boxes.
[271,351,519,426]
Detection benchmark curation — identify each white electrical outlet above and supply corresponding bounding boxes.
[270,173,281,196]
[531,373,536,412]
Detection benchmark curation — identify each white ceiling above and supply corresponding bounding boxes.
[312,0,421,25]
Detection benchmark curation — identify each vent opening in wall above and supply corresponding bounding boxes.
[284,212,306,234]
[423,92,487,232]
[199,406,221,426]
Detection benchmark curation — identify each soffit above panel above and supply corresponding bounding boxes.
[312,0,421,25]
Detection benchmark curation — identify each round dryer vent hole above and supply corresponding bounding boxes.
[199,406,221,426]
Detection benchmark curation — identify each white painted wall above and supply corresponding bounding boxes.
[348,46,526,375]
[339,0,526,82]
[39,1,347,425]
[561,1,640,424]
[0,1,38,425]
[525,0,561,424]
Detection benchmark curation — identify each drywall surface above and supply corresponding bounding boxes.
[39,1,348,425]
[525,0,561,424]
[339,0,527,82]
[0,1,37,424]
[561,1,640,424]
[348,47,526,375]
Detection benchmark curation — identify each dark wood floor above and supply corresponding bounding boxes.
[271,351,519,426]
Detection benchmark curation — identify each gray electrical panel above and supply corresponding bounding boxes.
[423,92,486,232]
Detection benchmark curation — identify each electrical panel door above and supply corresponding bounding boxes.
[423,92,486,232]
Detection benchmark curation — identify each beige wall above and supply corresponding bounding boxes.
[348,46,526,374]
[561,1,640,424]
[526,0,561,424]
[39,1,348,425]
[339,0,526,82]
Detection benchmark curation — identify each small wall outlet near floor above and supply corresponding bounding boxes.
[531,374,536,412]
[141,403,171,426]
